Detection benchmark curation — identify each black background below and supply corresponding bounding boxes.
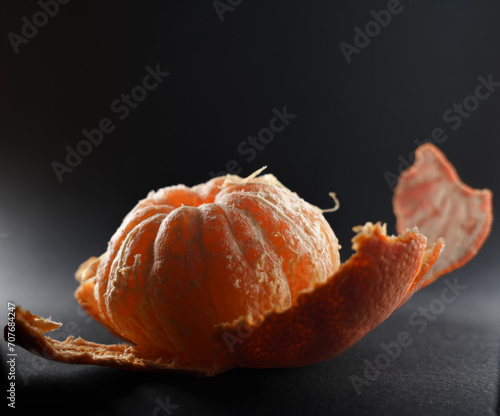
[1,1,500,415]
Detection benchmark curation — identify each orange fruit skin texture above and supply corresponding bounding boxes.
[76,174,341,367]
[7,144,493,376]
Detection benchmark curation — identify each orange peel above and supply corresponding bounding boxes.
[394,143,493,288]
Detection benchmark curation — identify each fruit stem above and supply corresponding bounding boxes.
[321,192,340,213]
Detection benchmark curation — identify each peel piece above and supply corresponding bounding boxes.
[9,306,234,377]
[394,144,493,287]
[213,223,440,368]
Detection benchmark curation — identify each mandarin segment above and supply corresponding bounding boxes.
[106,214,169,349]
[147,205,229,361]
[216,183,341,299]
[93,204,175,334]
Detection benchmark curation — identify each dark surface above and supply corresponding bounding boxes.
[1,1,500,415]
[1,243,500,416]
